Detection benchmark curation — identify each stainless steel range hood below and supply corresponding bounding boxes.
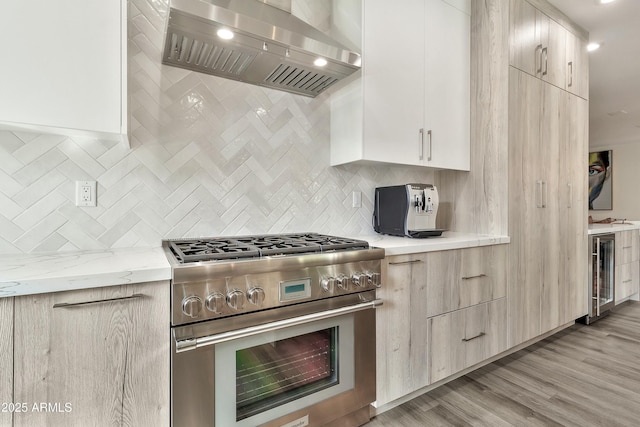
[162,0,361,97]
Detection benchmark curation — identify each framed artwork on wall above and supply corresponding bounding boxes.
[589,150,612,210]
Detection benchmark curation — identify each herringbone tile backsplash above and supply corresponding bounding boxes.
[0,0,433,253]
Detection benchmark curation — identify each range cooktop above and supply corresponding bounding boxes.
[165,233,371,263]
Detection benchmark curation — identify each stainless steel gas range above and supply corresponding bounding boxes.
[163,233,384,427]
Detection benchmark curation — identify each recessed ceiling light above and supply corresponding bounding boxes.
[600,0,616,4]
[217,29,234,40]
[608,110,628,116]
[587,42,601,52]
[314,57,328,67]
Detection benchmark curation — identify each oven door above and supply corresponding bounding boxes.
[171,294,379,427]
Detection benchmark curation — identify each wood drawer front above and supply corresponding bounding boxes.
[615,230,639,266]
[615,262,639,303]
[429,298,508,383]
[426,245,507,317]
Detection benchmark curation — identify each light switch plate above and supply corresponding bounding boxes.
[75,181,97,207]
[352,191,362,208]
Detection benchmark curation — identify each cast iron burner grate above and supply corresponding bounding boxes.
[168,233,370,263]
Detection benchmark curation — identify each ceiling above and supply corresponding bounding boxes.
[547,0,640,147]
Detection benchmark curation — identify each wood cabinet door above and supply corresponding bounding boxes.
[541,17,567,89]
[362,0,425,165]
[376,254,430,405]
[565,30,589,99]
[13,282,169,427]
[509,0,538,75]
[0,297,13,427]
[508,67,544,345]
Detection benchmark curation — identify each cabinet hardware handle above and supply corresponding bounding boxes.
[623,246,633,249]
[462,332,486,342]
[427,130,433,161]
[535,44,543,75]
[389,259,423,265]
[568,61,573,87]
[623,280,632,284]
[462,273,487,280]
[53,293,145,309]
[542,47,548,76]
[419,128,424,160]
[596,237,601,317]
[542,181,547,208]
[536,180,543,208]
[567,183,572,208]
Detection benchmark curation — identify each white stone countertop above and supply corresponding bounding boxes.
[588,221,640,235]
[0,247,171,298]
[359,232,511,256]
[0,232,511,298]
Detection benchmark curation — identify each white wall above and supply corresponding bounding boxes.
[590,140,640,221]
[0,0,434,253]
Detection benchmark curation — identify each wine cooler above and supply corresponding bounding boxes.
[585,233,615,324]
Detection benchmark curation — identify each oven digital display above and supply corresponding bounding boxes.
[279,278,311,302]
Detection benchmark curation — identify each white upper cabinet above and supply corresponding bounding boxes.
[331,0,470,171]
[0,0,128,144]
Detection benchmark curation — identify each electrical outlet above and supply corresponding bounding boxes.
[352,191,362,208]
[76,181,97,207]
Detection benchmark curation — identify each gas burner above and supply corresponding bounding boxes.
[166,233,370,264]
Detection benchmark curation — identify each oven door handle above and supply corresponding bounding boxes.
[174,299,383,353]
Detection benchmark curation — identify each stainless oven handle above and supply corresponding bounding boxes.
[175,299,383,353]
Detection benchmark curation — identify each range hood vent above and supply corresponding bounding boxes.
[162,0,361,97]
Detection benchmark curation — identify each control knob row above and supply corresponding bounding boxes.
[181,287,265,318]
[320,272,381,293]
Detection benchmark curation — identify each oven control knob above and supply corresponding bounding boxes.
[366,272,382,287]
[247,287,266,306]
[320,277,336,293]
[205,292,225,313]
[352,273,367,287]
[226,290,245,311]
[336,274,351,291]
[182,296,203,318]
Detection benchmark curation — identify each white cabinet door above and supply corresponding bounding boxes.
[0,0,127,143]
[423,0,470,171]
[362,0,425,166]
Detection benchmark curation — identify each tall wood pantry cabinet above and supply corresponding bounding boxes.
[508,0,588,347]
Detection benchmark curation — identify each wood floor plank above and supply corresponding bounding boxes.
[367,302,640,426]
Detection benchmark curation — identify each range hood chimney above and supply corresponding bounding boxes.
[162,0,362,97]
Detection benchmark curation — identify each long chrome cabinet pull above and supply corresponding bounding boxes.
[542,181,547,208]
[567,183,573,208]
[568,61,573,87]
[542,47,548,76]
[462,332,486,342]
[535,44,543,75]
[53,293,145,309]
[596,237,601,317]
[389,259,423,266]
[419,128,424,160]
[427,130,433,161]
[175,299,383,352]
[536,180,544,208]
[462,273,487,280]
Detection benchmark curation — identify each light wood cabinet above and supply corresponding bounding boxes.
[0,297,13,427]
[13,281,169,427]
[0,0,127,144]
[615,230,640,302]
[331,0,470,170]
[508,65,588,346]
[376,244,507,407]
[376,253,430,406]
[509,0,588,99]
[425,245,507,317]
[429,298,508,383]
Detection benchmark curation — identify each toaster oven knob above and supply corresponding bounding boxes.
[205,292,225,313]
[336,274,351,291]
[247,287,266,307]
[320,277,336,293]
[352,273,367,287]
[182,296,203,318]
[226,290,245,311]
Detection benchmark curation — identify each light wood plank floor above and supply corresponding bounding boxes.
[366,302,640,426]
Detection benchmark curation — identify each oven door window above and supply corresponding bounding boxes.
[215,314,355,427]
